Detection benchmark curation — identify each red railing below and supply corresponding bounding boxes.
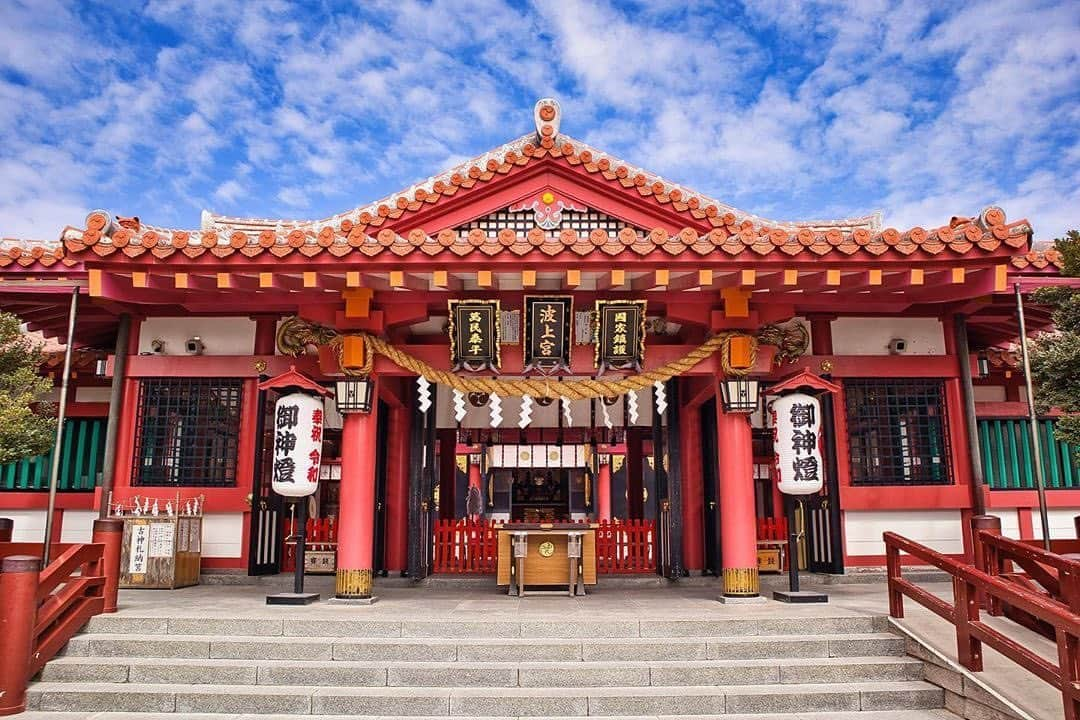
[757,516,788,540]
[431,519,656,575]
[885,530,1080,720]
[0,518,121,715]
[281,516,337,572]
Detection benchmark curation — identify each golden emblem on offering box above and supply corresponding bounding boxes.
[538,541,556,558]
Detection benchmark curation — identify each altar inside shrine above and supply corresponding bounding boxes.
[496,524,597,596]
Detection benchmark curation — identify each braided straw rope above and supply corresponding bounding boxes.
[335,331,755,400]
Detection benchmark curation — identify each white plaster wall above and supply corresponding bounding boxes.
[6,509,47,542]
[1029,508,1080,540]
[75,387,112,403]
[59,509,99,543]
[200,512,244,557]
[831,317,945,356]
[138,317,255,356]
[973,386,1007,402]
[844,509,964,557]
[986,509,1021,538]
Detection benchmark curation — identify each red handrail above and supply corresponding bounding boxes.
[885,530,1080,720]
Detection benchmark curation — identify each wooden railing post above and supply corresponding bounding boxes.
[0,517,12,542]
[954,575,984,672]
[886,538,904,618]
[0,556,40,716]
[972,515,1002,613]
[92,518,123,613]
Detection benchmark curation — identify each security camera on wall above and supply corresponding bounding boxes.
[887,338,907,355]
[185,336,205,355]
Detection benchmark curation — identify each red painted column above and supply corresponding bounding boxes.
[91,518,123,613]
[336,377,379,600]
[383,405,410,574]
[0,555,39,716]
[597,457,612,521]
[680,404,704,572]
[467,461,482,519]
[253,315,278,356]
[717,405,759,597]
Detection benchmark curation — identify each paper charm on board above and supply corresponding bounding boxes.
[653,381,668,416]
[519,394,533,429]
[489,393,503,427]
[627,390,639,424]
[452,389,467,423]
[417,376,432,413]
[601,400,614,430]
[561,396,573,426]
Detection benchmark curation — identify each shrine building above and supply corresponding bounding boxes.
[0,98,1076,601]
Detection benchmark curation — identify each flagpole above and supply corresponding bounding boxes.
[43,286,79,566]
[1015,282,1051,551]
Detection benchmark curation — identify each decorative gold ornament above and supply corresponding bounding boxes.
[455,456,468,475]
[820,360,834,373]
[538,541,555,558]
[722,567,760,597]
[335,568,373,599]
[253,359,268,373]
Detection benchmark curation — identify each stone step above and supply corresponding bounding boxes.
[27,681,945,716]
[40,656,925,687]
[59,632,906,662]
[16,710,961,720]
[81,614,887,639]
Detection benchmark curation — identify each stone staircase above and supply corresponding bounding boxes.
[24,611,956,718]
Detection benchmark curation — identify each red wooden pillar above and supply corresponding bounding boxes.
[383,405,410,574]
[0,555,39,716]
[467,460,482,518]
[680,404,703,572]
[336,377,379,600]
[92,518,123,613]
[717,405,758,597]
[252,315,278,356]
[597,457,612,521]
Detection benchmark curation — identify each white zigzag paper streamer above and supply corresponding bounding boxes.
[489,393,503,428]
[627,390,639,424]
[561,396,572,427]
[452,389,467,423]
[601,401,613,430]
[653,381,668,416]
[417,376,432,413]
[518,395,533,429]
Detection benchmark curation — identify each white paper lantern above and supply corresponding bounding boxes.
[271,392,324,498]
[771,392,824,495]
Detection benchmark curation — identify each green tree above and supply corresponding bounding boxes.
[1029,230,1080,448]
[0,312,56,464]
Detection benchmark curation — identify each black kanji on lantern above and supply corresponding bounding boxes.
[524,296,572,373]
[449,299,501,372]
[594,300,647,373]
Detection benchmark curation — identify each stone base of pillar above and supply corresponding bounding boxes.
[335,568,374,600]
[721,566,760,597]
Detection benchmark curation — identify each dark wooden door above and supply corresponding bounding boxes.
[700,397,721,576]
[248,388,284,575]
[373,400,389,576]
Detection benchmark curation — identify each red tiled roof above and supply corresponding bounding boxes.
[1010,248,1065,270]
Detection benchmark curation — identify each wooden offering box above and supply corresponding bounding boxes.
[118,515,202,589]
[496,523,597,596]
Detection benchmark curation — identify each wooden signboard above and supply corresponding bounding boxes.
[594,300,646,372]
[448,299,501,371]
[523,296,572,372]
[119,516,202,589]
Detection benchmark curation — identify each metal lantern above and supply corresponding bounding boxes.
[334,377,373,414]
[720,376,760,414]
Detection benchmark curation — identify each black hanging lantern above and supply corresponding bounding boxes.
[335,376,374,414]
[720,376,760,414]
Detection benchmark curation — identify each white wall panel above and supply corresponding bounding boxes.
[138,317,255,356]
[1030,508,1080,540]
[60,510,98,543]
[973,386,1007,402]
[200,512,244,558]
[844,509,963,557]
[75,387,112,403]
[831,317,945,356]
[987,509,1021,539]
[6,509,47,542]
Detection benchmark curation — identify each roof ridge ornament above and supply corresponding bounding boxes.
[534,98,561,144]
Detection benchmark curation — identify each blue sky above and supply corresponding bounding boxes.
[1,0,1078,241]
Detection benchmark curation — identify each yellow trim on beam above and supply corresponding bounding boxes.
[477,270,492,287]
[303,272,318,288]
[521,270,536,287]
[259,272,273,288]
[174,273,188,289]
[740,269,756,286]
[952,267,965,284]
[132,272,147,289]
[910,269,924,285]
[869,269,882,285]
[346,271,362,288]
[995,264,1008,292]
[654,269,669,287]
[698,269,713,286]
[432,270,448,288]
[610,269,625,287]
[216,273,231,289]
[565,269,580,287]
[88,269,102,297]
[826,270,841,286]
[783,269,798,286]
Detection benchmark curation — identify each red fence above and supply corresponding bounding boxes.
[0,518,121,715]
[432,519,656,575]
[757,516,788,540]
[281,516,337,572]
[885,529,1080,720]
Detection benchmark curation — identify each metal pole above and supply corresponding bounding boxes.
[293,497,307,595]
[43,287,79,566]
[1015,283,1051,551]
[954,314,987,516]
[786,495,800,593]
[98,314,131,518]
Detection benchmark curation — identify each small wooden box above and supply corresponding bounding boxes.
[304,549,337,574]
[119,516,201,589]
[757,547,782,573]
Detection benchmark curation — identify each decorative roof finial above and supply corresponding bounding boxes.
[534,98,561,144]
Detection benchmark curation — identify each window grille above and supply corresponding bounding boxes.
[844,378,952,486]
[456,209,638,240]
[132,378,243,487]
